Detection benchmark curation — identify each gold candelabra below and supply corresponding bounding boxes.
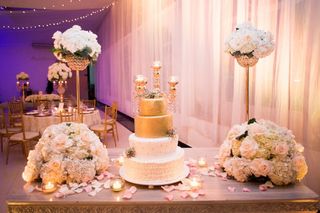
[134,61,179,113]
[53,80,67,103]
[16,79,30,102]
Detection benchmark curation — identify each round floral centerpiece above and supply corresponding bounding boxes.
[218,118,308,185]
[47,62,72,82]
[225,22,275,63]
[52,25,101,62]
[22,122,109,184]
[16,71,29,80]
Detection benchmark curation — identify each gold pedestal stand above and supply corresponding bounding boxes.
[66,55,90,121]
[235,55,259,120]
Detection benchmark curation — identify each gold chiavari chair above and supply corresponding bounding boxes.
[90,103,118,147]
[6,111,40,164]
[106,102,119,141]
[8,100,24,127]
[81,99,96,109]
[0,106,21,152]
[59,110,83,123]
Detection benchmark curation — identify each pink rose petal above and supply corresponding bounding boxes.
[198,189,205,196]
[129,186,137,194]
[75,188,83,193]
[79,182,87,187]
[242,187,251,192]
[84,185,93,193]
[103,180,110,189]
[88,190,97,197]
[227,186,236,192]
[54,192,64,198]
[188,191,199,199]
[259,185,268,191]
[35,185,43,192]
[123,191,133,200]
[165,194,174,201]
[180,191,189,199]
[264,181,274,188]
[222,177,228,181]
[161,185,175,192]
[23,183,35,193]
[96,174,105,181]
[220,172,227,178]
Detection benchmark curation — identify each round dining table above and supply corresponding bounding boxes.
[23,110,101,133]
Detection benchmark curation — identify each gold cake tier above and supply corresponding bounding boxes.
[135,114,172,138]
[139,97,167,116]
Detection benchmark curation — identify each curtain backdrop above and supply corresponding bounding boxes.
[96,0,320,193]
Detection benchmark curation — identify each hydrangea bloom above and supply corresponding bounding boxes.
[47,62,72,82]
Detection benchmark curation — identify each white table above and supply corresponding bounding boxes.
[23,110,101,132]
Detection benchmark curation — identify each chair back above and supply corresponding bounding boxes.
[81,99,96,109]
[104,102,118,121]
[60,110,83,123]
[0,106,5,129]
[8,101,24,127]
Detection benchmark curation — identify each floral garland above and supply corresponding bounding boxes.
[47,62,72,82]
[52,25,101,62]
[16,71,29,80]
[218,118,308,185]
[225,23,275,58]
[22,122,109,185]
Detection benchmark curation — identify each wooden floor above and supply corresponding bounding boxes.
[0,118,132,212]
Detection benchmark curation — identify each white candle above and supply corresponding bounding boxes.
[169,76,178,83]
[118,156,124,165]
[198,157,207,167]
[152,61,161,69]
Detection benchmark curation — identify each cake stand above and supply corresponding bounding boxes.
[119,165,189,186]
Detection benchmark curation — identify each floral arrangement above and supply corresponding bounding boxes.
[16,72,29,80]
[225,23,275,58]
[22,122,109,184]
[52,25,101,62]
[218,118,308,185]
[47,62,72,82]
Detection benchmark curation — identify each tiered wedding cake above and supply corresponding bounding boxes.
[121,83,187,184]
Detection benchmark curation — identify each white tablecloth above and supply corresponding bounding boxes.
[23,110,101,132]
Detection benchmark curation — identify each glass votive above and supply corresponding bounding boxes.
[189,175,202,190]
[42,182,57,193]
[110,178,125,192]
[198,157,207,167]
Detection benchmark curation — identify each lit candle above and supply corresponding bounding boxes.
[111,179,124,192]
[118,156,124,165]
[68,106,73,113]
[135,75,146,83]
[16,81,20,86]
[42,182,57,193]
[190,177,200,190]
[169,76,178,83]
[198,157,207,167]
[152,61,161,69]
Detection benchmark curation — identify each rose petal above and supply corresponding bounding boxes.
[264,181,274,188]
[123,191,133,200]
[220,172,227,178]
[188,191,199,199]
[84,185,93,193]
[198,189,205,196]
[259,185,268,191]
[79,182,88,187]
[95,187,102,193]
[65,190,75,196]
[222,177,228,181]
[227,186,236,192]
[59,185,69,193]
[180,191,189,199]
[88,190,97,197]
[23,183,35,193]
[242,187,251,192]
[129,186,137,194]
[208,166,216,171]
[103,180,111,189]
[75,188,83,193]
[55,192,64,198]
[161,185,175,192]
[96,174,105,181]
[164,194,174,201]
[35,185,43,192]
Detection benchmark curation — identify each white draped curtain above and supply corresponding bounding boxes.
[96,0,320,192]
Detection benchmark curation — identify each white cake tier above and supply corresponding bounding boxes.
[123,147,185,182]
[129,134,178,159]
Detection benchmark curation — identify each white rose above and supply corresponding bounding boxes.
[272,142,289,156]
[250,158,271,177]
[239,137,259,159]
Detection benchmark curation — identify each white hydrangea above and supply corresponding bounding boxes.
[225,22,275,58]
[52,25,101,61]
[47,62,72,82]
[22,122,109,184]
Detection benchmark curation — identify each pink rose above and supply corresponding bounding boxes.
[250,158,271,177]
[239,137,259,159]
[272,142,289,156]
[248,123,266,135]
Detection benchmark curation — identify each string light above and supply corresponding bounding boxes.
[1,1,116,30]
